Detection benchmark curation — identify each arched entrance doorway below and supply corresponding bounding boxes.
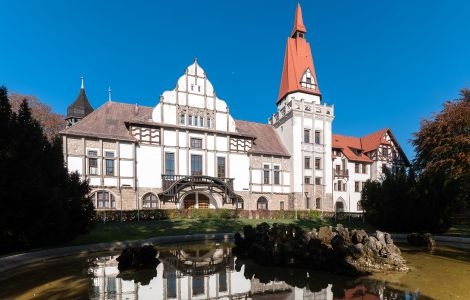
[335,201,345,212]
[182,192,214,209]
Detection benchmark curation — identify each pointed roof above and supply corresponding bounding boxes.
[67,79,94,119]
[291,3,307,37]
[278,4,321,104]
[332,128,410,165]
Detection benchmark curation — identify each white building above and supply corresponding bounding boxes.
[61,4,408,213]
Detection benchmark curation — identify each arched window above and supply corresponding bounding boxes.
[142,193,158,209]
[92,191,116,209]
[257,197,268,210]
[316,198,321,209]
[335,201,344,213]
[357,201,363,211]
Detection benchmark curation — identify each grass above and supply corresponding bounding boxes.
[70,217,374,246]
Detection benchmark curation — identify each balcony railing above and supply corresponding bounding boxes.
[162,174,234,191]
[334,169,349,177]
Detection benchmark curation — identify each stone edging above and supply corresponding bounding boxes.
[391,233,470,244]
[0,233,234,274]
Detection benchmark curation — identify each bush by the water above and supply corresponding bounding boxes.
[0,86,95,253]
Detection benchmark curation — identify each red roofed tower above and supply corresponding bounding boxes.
[278,3,321,105]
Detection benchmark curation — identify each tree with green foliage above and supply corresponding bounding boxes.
[0,86,95,253]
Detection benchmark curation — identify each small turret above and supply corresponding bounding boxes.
[65,76,94,127]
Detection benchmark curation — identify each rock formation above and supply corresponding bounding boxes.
[234,223,408,276]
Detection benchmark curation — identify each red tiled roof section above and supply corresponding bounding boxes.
[332,134,373,163]
[360,128,390,153]
[236,120,290,157]
[61,102,153,141]
[278,4,321,103]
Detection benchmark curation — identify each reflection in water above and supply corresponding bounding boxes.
[88,242,423,300]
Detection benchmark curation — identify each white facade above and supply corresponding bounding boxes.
[62,6,408,213]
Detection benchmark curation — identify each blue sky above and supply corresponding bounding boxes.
[1,0,469,158]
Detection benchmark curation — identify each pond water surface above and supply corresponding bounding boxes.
[0,241,469,299]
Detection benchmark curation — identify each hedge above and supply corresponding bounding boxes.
[94,209,325,222]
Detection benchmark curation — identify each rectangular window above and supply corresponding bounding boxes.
[280,201,284,210]
[188,115,193,126]
[180,113,185,125]
[167,269,177,298]
[190,138,203,149]
[263,164,270,184]
[306,197,310,209]
[316,198,321,209]
[199,116,204,127]
[355,163,360,173]
[88,150,98,175]
[315,158,321,170]
[355,181,360,192]
[304,129,310,143]
[304,156,311,169]
[165,152,175,175]
[219,270,227,292]
[191,154,203,175]
[304,176,311,184]
[315,130,321,144]
[273,165,280,185]
[206,117,211,128]
[192,276,204,295]
[217,157,226,178]
[383,147,389,156]
[362,164,367,174]
[105,159,114,176]
[337,180,342,191]
[315,177,321,185]
[105,151,114,176]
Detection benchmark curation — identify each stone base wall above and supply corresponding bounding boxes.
[90,187,334,211]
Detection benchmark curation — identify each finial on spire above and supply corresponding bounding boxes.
[108,86,112,102]
[291,3,307,37]
[81,76,85,89]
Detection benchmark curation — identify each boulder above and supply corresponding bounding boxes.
[407,232,435,248]
[351,229,368,244]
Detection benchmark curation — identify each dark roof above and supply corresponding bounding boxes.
[62,102,153,141]
[62,101,290,157]
[235,120,290,157]
[67,88,94,118]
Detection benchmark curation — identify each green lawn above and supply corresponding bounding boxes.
[71,217,370,246]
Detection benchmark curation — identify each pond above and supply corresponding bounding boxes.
[0,241,469,299]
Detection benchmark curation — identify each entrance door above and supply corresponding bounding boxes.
[183,192,211,209]
[198,194,210,209]
[184,193,196,209]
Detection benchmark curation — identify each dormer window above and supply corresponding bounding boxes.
[300,69,316,90]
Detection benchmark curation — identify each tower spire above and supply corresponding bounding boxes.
[291,3,307,37]
[81,76,85,89]
[277,3,321,104]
